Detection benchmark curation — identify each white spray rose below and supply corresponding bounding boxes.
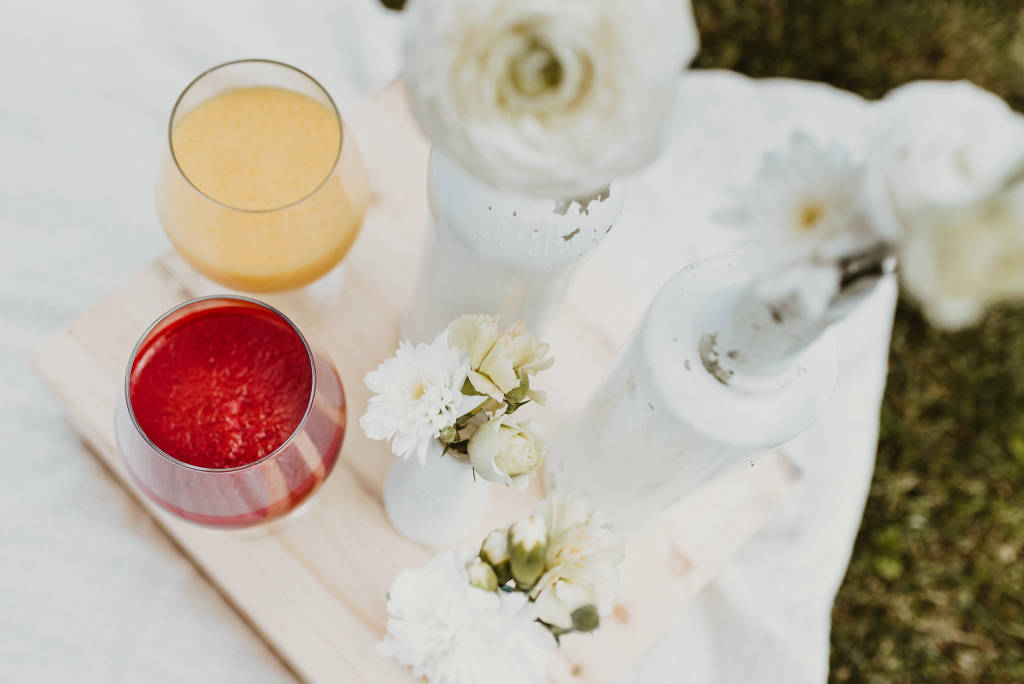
[402,0,699,199]
[900,183,1024,329]
[864,80,1024,241]
[447,316,553,402]
[468,414,549,489]
[529,494,624,629]
[448,314,501,369]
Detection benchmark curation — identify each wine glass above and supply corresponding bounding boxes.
[155,59,369,313]
[114,296,346,529]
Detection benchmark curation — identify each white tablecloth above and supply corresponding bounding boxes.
[1,2,894,681]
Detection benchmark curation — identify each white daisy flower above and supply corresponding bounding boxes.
[718,132,879,270]
[715,133,884,315]
[378,550,556,684]
[360,333,485,465]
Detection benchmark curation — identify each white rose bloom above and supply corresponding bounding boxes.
[864,80,1024,241]
[468,414,549,489]
[360,332,485,465]
[379,550,555,684]
[900,182,1024,329]
[402,0,699,198]
[529,494,625,627]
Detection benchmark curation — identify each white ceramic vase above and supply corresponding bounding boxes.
[402,150,627,342]
[545,255,847,532]
[383,441,491,547]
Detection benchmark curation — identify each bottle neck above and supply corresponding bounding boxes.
[700,249,895,385]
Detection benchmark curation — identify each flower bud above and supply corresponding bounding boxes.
[466,557,499,593]
[571,605,600,633]
[439,425,459,444]
[505,376,530,405]
[479,528,511,584]
[508,515,548,590]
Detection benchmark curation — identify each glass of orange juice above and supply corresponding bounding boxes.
[156,59,369,300]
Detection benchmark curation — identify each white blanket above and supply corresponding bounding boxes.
[0,2,894,681]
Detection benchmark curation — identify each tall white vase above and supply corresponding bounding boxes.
[402,150,627,342]
[383,443,491,547]
[545,256,842,532]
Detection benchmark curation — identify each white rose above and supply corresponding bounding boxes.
[402,0,699,199]
[529,494,625,624]
[900,183,1024,329]
[468,414,549,489]
[447,316,553,402]
[864,80,1024,241]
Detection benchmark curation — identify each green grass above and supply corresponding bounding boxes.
[689,0,1024,679]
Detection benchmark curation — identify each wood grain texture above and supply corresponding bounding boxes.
[33,84,797,684]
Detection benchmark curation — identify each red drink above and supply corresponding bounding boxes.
[116,296,345,528]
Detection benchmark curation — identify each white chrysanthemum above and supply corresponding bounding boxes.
[529,494,624,630]
[864,80,1024,241]
[402,0,699,199]
[900,182,1024,329]
[378,550,556,684]
[361,333,485,465]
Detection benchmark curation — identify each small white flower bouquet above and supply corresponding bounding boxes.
[361,314,553,490]
[378,494,625,684]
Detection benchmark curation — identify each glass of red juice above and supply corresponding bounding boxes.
[115,295,345,528]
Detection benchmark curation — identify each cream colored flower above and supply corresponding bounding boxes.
[401,0,699,198]
[900,182,1024,329]
[529,494,624,629]
[447,314,500,369]
[468,414,549,489]
[864,80,1024,241]
[447,316,553,402]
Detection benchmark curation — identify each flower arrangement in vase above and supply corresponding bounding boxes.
[378,493,625,684]
[548,80,1024,531]
[361,314,554,545]
[397,0,700,338]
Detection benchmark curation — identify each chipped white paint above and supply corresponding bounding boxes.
[402,150,627,340]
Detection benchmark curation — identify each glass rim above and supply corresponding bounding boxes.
[123,294,318,474]
[167,58,344,214]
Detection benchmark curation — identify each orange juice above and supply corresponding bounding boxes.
[157,86,368,292]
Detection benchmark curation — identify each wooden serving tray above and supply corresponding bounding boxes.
[33,84,796,683]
